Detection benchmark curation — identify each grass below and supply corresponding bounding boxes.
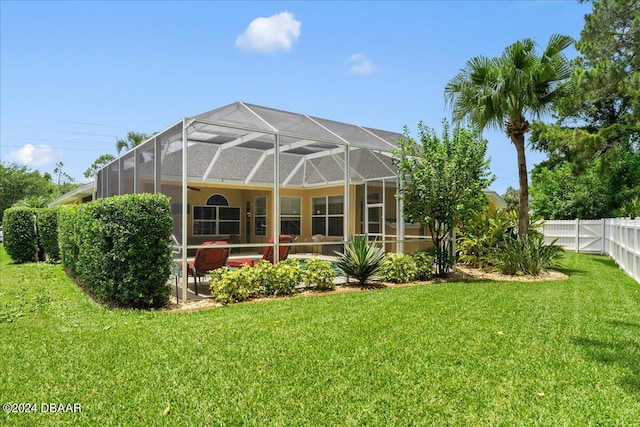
[1,246,639,426]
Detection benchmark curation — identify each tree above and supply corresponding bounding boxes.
[530,162,609,219]
[14,196,50,208]
[445,34,574,236]
[53,161,74,186]
[502,186,520,212]
[84,154,116,179]
[394,121,494,276]
[529,0,639,218]
[0,162,56,221]
[116,131,151,154]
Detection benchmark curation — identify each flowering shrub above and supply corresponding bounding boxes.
[209,258,303,303]
[209,266,256,304]
[303,258,336,290]
[379,253,418,284]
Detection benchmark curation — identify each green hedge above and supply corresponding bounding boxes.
[36,207,60,261]
[3,206,62,264]
[58,194,173,308]
[2,207,39,264]
[58,205,81,275]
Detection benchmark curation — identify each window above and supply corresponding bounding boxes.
[193,194,240,235]
[281,197,301,236]
[254,196,267,236]
[312,195,343,236]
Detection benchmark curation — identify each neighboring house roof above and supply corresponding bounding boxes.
[49,181,94,207]
[482,189,508,210]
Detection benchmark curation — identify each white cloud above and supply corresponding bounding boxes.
[4,144,62,167]
[236,12,301,53]
[348,53,375,74]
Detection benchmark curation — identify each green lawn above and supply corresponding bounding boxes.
[1,246,639,426]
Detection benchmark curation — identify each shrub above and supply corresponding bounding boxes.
[58,205,81,275]
[303,258,336,290]
[335,235,385,287]
[209,266,256,304]
[252,259,302,297]
[458,207,551,275]
[2,207,39,264]
[36,207,60,262]
[58,194,173,308]
[457,208,512,270]
[519,234,564,276]
[273,258,303,296]
[412,251,435,281]
[493,234,564,276]
[493,237,521,275]
[210,259,304,303]
[379,253,418,284]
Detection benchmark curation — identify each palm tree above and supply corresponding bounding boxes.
[445,34,573,236]
[116,131,151,154]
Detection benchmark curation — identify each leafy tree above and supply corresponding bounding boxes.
[116,131,151,154]
[530,0,639,218]
[502,186,520,212]
[53,161,74,185]
[530,162,610,219]
[445,34,574,236]
[0,162,56,222]
[14,196,50,208]
[394,121,494,276]
[84,154,116,179]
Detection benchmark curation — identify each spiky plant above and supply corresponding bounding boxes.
[334,235,385,287]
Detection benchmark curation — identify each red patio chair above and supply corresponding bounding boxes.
[227,235,293,267]
[188,241,229,294]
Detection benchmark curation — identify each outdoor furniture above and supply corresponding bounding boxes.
[186,241,230,294]
[227,235,293,267]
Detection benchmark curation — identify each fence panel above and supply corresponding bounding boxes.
[540,218,640,284]
[540,219,605,254]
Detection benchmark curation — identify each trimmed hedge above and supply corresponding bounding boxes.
[58,194,173,308]
[3,206,63,264]
[36,207,60,261]
[2,207,39,264]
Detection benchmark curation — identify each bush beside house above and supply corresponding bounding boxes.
[2,207,62,263]
[2,207,40,264]
[58,193,173,308]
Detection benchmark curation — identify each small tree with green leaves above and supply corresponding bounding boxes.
[394,121,494,276]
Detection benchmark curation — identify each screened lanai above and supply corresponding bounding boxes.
[95,102,429,301]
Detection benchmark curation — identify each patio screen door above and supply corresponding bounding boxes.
[365,180,384,240]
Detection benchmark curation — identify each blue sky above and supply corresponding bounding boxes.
[1,0,591,194]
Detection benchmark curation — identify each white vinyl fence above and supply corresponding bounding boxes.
[539,218,640,284]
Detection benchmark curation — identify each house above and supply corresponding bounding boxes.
[52,102,506,301]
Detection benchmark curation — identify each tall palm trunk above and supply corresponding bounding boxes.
[507,117,530,237]
[513,134,529,236]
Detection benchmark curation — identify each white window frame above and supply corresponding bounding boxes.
[311,195,344,237]
[192,194,240,236]
[281,196,301,236]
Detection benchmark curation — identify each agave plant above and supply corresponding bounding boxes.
[335,235,386,287]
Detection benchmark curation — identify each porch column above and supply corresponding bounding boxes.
[181,119,189,303]
[343,145,350,248]
[273,133,281,261]
[397,177,404,254]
